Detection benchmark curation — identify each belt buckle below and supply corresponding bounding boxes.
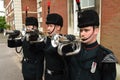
[23,58,29,62]
[23,58,27,61]
[47,69,53,75]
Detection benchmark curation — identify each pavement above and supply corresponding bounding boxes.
[0,33,7,43]
[0,33,23,80]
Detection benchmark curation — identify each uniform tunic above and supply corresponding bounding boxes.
[22,39,45,80]
[68,41,117,80]
[44,37,67,80]
[8,37,45,80]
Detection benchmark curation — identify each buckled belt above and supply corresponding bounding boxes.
[22,58,37,64]
[46,69,64,75]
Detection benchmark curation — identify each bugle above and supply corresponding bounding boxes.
[25,30,48,43]
[4,30,21,38]
[51,34,82,56]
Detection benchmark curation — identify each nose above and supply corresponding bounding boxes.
[80,31,85,38]
[80,31,84,35]
[47,26,50,30]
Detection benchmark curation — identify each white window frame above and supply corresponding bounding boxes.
[11,1,14,10]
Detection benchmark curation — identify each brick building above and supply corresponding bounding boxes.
[4,0,120,63]
[37,0,100,34]
[101,0,120,63]
[37,0,68,34]
[4,0,37,30]
[37,0,120,63]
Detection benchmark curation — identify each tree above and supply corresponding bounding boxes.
[0,16,6,32]
[0,16,11,32]
[0,16,6,27]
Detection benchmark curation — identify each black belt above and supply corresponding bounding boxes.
[22,58,38,64]
[46,69,64,75]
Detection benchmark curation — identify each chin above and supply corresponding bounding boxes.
[81,39,90,44]
[81,41,87,43]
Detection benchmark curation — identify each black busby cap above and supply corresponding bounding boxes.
[78,10,99,28]
[46,13,63,27]
[25,17,38,27]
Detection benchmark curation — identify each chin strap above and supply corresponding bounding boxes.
[82,28,95,41]
[48,25,56,35]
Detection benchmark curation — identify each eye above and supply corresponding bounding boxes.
[47,24,53,27]
[84,29,89,32]
[80,29,90,33]
[80,29,83,32]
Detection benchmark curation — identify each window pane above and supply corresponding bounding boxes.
[81,0,95,9]
[81,0,88,8]
[89,0,95,7]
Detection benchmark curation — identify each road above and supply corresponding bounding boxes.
[0,33,23,80]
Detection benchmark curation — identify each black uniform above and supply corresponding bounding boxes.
[67,41,117,80]
[22,38,44,80]
[44,13,67,80]
[44,37,67,80]
[8,37,45,80]
[66,9,117,80]
[7,17,45,80]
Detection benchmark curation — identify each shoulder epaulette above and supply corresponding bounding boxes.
[99,45,117,63]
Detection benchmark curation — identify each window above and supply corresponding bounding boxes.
[39,1,42,7]
[81,0,95,9]
[11,1,14,10]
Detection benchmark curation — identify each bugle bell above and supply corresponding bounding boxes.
[51,34,82,56]
[4,30,21,38]
[25,30,47,43]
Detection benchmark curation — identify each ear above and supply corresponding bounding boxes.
[56,26,61,31]
[33,26,38,29]
[94,28,99,35]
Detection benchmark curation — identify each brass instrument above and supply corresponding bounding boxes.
[4,30,21,40]
[51,34,82,56]
[4,30,14,36]
[24,30,48,43]
[4,29,47,43]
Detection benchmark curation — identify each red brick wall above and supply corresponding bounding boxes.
[21,0,37,24]
[101,0,120,63]
[4,0,15,30]
[4,0,37,27]
[42,0,68,34]
[4,0,10,8]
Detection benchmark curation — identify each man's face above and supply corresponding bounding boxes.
[46,24,61,36]
[80,26,99,44]
[26,25,37,32]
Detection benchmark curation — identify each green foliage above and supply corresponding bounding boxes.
[0,16,11,32]
[4,24,11,29]
[0,16,6,32]
[0,16,6,29]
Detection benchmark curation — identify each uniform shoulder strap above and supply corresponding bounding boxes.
[96,45,117,63]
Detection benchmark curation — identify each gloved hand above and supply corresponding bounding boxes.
[28,31,39,41]
[65,34,76,41]
[9,30,20,38]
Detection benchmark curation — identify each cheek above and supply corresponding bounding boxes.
[46,27,50,30]
[87,31,92,36]
[29,26,33,29]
